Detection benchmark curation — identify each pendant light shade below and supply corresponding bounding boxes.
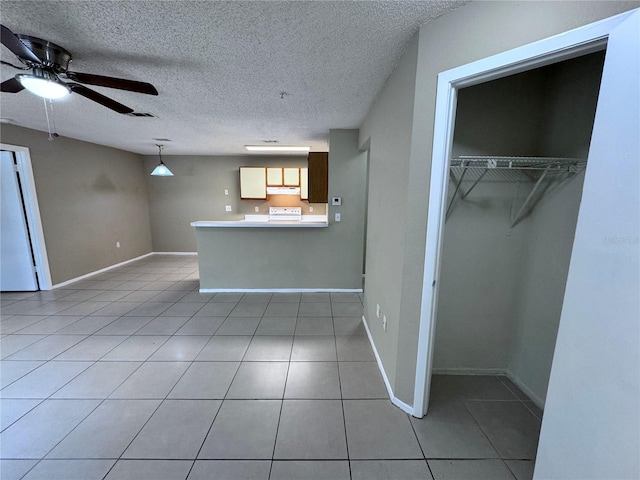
[151,144,173,176]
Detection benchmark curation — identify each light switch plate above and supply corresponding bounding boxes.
[331,197,342,206]
[334,212,341,222]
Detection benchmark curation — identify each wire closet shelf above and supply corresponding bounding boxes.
[447,155,587,227]
[450,155,587,171]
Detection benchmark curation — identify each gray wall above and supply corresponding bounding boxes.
[509,171,585,405]
[508,52,604,405]
[153,130,366,289]
[327,129,368,288]
[143,154,312,252]
[359,34,420,392]
[433,179,528,373]
[358,0,637,408]
[0,124,152,285]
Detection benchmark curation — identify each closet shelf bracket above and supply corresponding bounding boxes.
[510,164,551,228]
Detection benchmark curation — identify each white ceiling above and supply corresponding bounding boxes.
[0,0,468,155]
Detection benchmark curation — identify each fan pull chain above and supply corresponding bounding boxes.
[43,98,60,141]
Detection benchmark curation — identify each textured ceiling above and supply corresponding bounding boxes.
[0,1,468,155]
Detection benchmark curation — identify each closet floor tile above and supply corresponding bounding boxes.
[465,400,541,459]
[410,398,499,459]
[428,459,516,480]
[429,374,518,401]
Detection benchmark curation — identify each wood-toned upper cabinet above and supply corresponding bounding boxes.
[266,167,283,186]
[283,167,300,186]
[239,167,267,199]
[308,152,328,203]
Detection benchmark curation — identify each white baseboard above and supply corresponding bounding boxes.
[431,367,507,375]
[200,288,363,293]
[153,252,198,256]
[361,315,415,416]
[52,251,200,289]
[52,252,154,288]
[431,367,546,409]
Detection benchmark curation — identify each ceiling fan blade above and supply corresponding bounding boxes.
[1,24,41,64]
[68,83,133,114]
[66,71,158,95]
[1,77,24,93]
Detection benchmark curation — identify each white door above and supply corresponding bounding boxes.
[1,150,38,291]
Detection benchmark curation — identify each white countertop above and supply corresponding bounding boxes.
[191,218,328,228]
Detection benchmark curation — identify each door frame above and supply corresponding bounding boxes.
[1,143,52,290]
[413,9,638,417]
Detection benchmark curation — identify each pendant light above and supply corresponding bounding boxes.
[150,144,173,176]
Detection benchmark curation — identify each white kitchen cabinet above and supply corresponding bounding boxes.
[266,167,283,186]
[300,168,308,200]
[239,167,267,199]
[283,167,300,186]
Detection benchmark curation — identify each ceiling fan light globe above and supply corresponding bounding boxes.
[16,71,71,99]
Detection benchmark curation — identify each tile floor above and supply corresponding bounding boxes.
[0,255,541,480]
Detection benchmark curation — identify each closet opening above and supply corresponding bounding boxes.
[427,48,606,451]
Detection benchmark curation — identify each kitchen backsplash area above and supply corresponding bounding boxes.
[241,196,327,216]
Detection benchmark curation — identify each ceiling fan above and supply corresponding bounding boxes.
[0,24,158,114]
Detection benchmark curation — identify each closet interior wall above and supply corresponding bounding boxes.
[433,51,606,407]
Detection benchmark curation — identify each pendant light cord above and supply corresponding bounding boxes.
[43,98,59,141]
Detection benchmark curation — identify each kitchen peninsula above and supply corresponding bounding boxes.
[189,142,364,292]
[191,211,355,291]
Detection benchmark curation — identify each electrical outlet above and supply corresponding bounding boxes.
[254,206,259,212]
[383,315,387,331]
[334,212,341,222]
[224,189,229,195]
[225,205,232,212]
[309,206,314,212]
[116,241,120,248]
[376,304,380,318]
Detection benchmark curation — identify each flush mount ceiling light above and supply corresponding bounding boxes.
[16,68,71,99]
[245,145,311,152]
[150,144,174,176]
